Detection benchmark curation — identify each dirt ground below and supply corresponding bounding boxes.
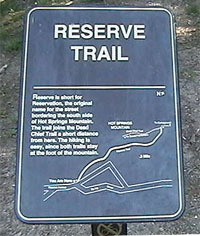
[0,0,199,235]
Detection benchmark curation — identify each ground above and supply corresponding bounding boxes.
[0,0,199,235]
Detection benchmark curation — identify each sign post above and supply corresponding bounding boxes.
[92,223,127,236]
[15,6,184,225]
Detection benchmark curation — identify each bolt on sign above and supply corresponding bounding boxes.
[15,6,184,223]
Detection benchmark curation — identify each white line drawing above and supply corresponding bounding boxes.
[43,126,173,201]
[77,127,163,181]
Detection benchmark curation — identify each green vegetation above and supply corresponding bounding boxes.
[0,0,25,53]
[186,2,200,16]
[0,0,25,16]
[0,0,74,53]
[182,68,198,79]
[0,109,7,118]
[5,38,22,52]
[36,0,73,4]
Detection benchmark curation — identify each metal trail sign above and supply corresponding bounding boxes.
[15,6,184,223]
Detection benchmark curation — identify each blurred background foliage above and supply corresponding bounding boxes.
[0,0,76,52]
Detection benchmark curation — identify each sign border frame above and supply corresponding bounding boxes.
[15,6,184,223]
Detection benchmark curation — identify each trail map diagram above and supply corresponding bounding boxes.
[43,125,173,202]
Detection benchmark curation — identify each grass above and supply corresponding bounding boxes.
[5,38,22,52]
[182,69,198,79]
[0,0,25,53]
[186,2,200,16]
[0,0,74,53]
[0,109,7,118]
[36,0,72,4]
[0,0,24,17]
